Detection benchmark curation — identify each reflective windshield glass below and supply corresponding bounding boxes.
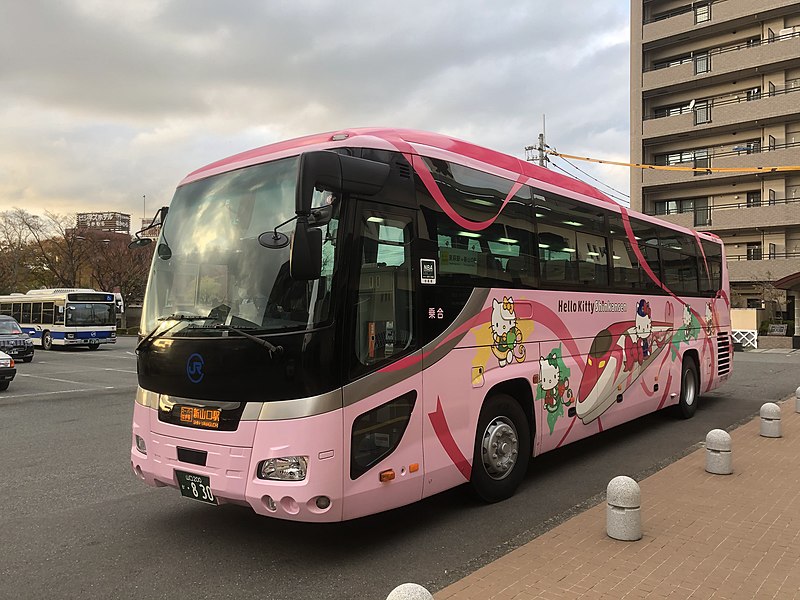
[66,303,115,326]
[0,320,22,334]
[141,156,340,336]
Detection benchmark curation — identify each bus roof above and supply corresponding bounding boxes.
[182,127,616,205]
[179,128,723,245]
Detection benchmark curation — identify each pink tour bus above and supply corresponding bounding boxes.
[130,128,731,521]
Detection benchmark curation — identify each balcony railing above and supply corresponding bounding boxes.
[646,198,800,229]
[644,78,800,122]
[646,29,800,74]
[727,251,800,261]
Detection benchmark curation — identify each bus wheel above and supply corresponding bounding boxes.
[470,393,530,503]
[675,357,699,419]
[88,344,100,350]
[42,331,53,350]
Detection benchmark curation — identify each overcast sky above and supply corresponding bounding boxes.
[1,1,631,223]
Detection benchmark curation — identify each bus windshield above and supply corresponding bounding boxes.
[141,156,339,336]
[66,303,115,326]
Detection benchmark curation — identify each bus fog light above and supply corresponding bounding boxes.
[67,333,75,339]
[315,496,331,510]
[135,435,147,455]
[264,495,277,511]
[258,456,308,481]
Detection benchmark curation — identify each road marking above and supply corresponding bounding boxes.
[103,368,137,374]
[18,373,92,385]
[0,386,136,399]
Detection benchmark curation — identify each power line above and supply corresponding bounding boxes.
[546,149,800,173]
[548,160,630,206]
[549,148,630,200]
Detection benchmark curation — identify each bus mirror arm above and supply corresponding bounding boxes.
[129,206,169,250]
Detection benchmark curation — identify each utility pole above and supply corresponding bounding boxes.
[538,114,547,168]
[524,115,549,168]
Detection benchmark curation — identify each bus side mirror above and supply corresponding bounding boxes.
[289,218,322,280]
[291,151,389,280]
[295,151,390,216]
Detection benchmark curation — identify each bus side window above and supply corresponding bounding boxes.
[354,212,415,371]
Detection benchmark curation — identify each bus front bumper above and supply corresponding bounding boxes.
[131,402,345,522]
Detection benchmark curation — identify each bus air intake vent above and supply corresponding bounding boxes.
[717,332,730,376]
[395,161,411,179]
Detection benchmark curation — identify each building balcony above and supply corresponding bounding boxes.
[650,198,800,232]
[642,85,800,141]
[727,253,800,283]
[643,0,800,46]
[642,35,800,94]
[642,144,800,188]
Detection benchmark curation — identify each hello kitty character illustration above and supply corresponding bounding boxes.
[624,299,652,371]
[536,346,573,433]
[705,301,714,336]
[682,304,692,341]
[539,356,560,410]
[539,351,573,411]
[490,297,526,367]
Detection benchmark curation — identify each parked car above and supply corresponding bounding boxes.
[0,350,15,391]
[0,315,34,362]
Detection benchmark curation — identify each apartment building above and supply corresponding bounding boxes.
[630,0,800,330]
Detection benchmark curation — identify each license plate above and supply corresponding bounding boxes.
[175,470,217,505]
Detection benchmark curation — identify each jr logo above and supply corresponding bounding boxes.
[186,353,205,384]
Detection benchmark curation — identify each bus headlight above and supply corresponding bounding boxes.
[258,456,308,481]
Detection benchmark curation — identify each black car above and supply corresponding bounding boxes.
[0,315,35,362]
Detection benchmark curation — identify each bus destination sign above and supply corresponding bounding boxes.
[179,406,222,429]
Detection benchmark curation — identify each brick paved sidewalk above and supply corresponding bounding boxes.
[436,400,800,600]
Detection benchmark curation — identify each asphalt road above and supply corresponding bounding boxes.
[2,338,799,600]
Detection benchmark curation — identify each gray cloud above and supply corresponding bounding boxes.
[0,0,630,216]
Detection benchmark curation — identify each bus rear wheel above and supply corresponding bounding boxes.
[675,357,699,419]
[42,331,53,350]
[470,393,530,503]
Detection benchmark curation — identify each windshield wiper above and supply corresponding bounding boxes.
[212,324,284,358]
[136,314,209,353]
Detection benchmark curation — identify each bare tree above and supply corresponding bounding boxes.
[21,211,93,288]
[0,209,39,293]
[85,231,154,304]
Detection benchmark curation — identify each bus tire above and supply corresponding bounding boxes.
[42,330,53,350]
[470,393,530,503]
[675,357,699,419]
[88,344,100,351]
[0,381,8,391]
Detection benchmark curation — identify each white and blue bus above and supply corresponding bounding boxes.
[0,289,117,350]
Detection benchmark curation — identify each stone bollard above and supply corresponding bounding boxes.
[795,386,800,413]
[705,429,733,475]
[760,402,782,438]
[606,476,642,541]
[386,583,433,600]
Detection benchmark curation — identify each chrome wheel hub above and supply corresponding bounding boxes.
[481,417,519,480]
[684,371,696,406]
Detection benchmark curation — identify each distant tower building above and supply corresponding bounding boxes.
[631,1,800,322]
[76,212,131,234]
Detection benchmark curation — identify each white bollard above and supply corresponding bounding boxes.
[606,476,642,541]
[795,386,800,413]
[705,429,733,475]
[760,402,782,438]
[386,583,434,600]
